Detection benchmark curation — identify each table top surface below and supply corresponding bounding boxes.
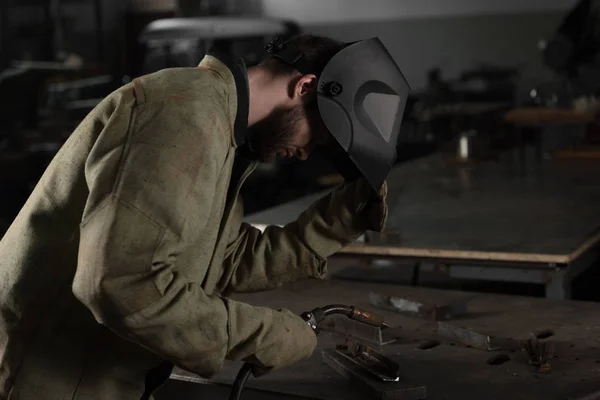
[172,280,600,400]
[245,154,600,265]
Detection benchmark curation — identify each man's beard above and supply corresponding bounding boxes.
[250,105,305,163]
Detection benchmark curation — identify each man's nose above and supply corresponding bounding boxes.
[297,140,318,161]
[296,148,309,161]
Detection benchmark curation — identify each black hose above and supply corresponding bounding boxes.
[229,362,253,400]
[321,304,353,317]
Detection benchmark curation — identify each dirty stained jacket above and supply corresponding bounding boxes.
[0,53,377,399]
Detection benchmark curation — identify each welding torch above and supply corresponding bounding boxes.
[228,304,388,400]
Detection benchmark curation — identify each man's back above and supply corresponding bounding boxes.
[0,63,237,399]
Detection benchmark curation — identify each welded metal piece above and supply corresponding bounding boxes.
[321,315,402,346]
[369,292,473,321]
[337,338,400,382]
[436,322,500,351]
[322,349,427,400]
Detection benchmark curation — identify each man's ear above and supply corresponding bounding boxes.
[295,74,318,98]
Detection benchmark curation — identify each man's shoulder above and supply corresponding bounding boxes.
[133,67,231,110]
[129,67,236,147]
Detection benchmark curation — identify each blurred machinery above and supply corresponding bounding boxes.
[541,0,600,96]
[412,64,517,162]
[412,0,600,163]
[138,16,300,73]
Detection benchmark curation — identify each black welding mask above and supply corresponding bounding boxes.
[267,37,411,191]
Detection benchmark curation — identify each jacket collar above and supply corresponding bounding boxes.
[204,47,250,148]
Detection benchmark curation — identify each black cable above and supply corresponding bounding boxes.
[229,362,253,400]
[321,304,353,317]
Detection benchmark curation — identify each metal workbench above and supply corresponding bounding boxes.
[157,280,600,400]
[244,153,600,300]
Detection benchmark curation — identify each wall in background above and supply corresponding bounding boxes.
[257,0,577,23]
[57,0,574,89]
[246,1,576,91]
[303,12,565,91]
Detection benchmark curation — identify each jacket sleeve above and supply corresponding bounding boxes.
[72,80,316,378]
[218,178,374,294]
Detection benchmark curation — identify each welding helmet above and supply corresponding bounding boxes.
[266,36,411,191]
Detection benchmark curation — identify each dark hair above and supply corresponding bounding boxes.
[266,34,345,116]
[266,34,346,78]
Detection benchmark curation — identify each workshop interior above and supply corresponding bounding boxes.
[2,0,600,399]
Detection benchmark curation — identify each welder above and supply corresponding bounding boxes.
[0,34,409,399]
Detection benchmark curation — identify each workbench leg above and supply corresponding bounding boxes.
[411,262,421,286]
[534,128,544,167]
[545,270,572,300]
[518,128,527,176]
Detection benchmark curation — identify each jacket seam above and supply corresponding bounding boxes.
[132,78,147,104]
[201,66,229,83]
[111,92,142,197]
[199,64,236,146]
[79,195,113,228]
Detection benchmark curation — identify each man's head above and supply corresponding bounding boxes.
[247,35,345,163]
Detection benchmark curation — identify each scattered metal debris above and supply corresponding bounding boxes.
[369,292,473,321]
[416,340,441,350]
[487,354,511,366]
[533,329,554,340]
[520,332,555,373]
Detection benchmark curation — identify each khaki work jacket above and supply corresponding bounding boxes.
[0,54,373,399]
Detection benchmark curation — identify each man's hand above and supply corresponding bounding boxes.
[354,178,388,233]
[246,309,317,377]
[362,180,388,232]
[288,176,390,262]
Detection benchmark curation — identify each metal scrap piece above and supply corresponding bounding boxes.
[486,354,511,365]
[520,332,555,373]
[369,292,473,321]
[437,322,505,351]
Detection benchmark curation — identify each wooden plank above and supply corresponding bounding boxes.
[553,149,600,160]
[569,230,600,263]
[337,243,571,264]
